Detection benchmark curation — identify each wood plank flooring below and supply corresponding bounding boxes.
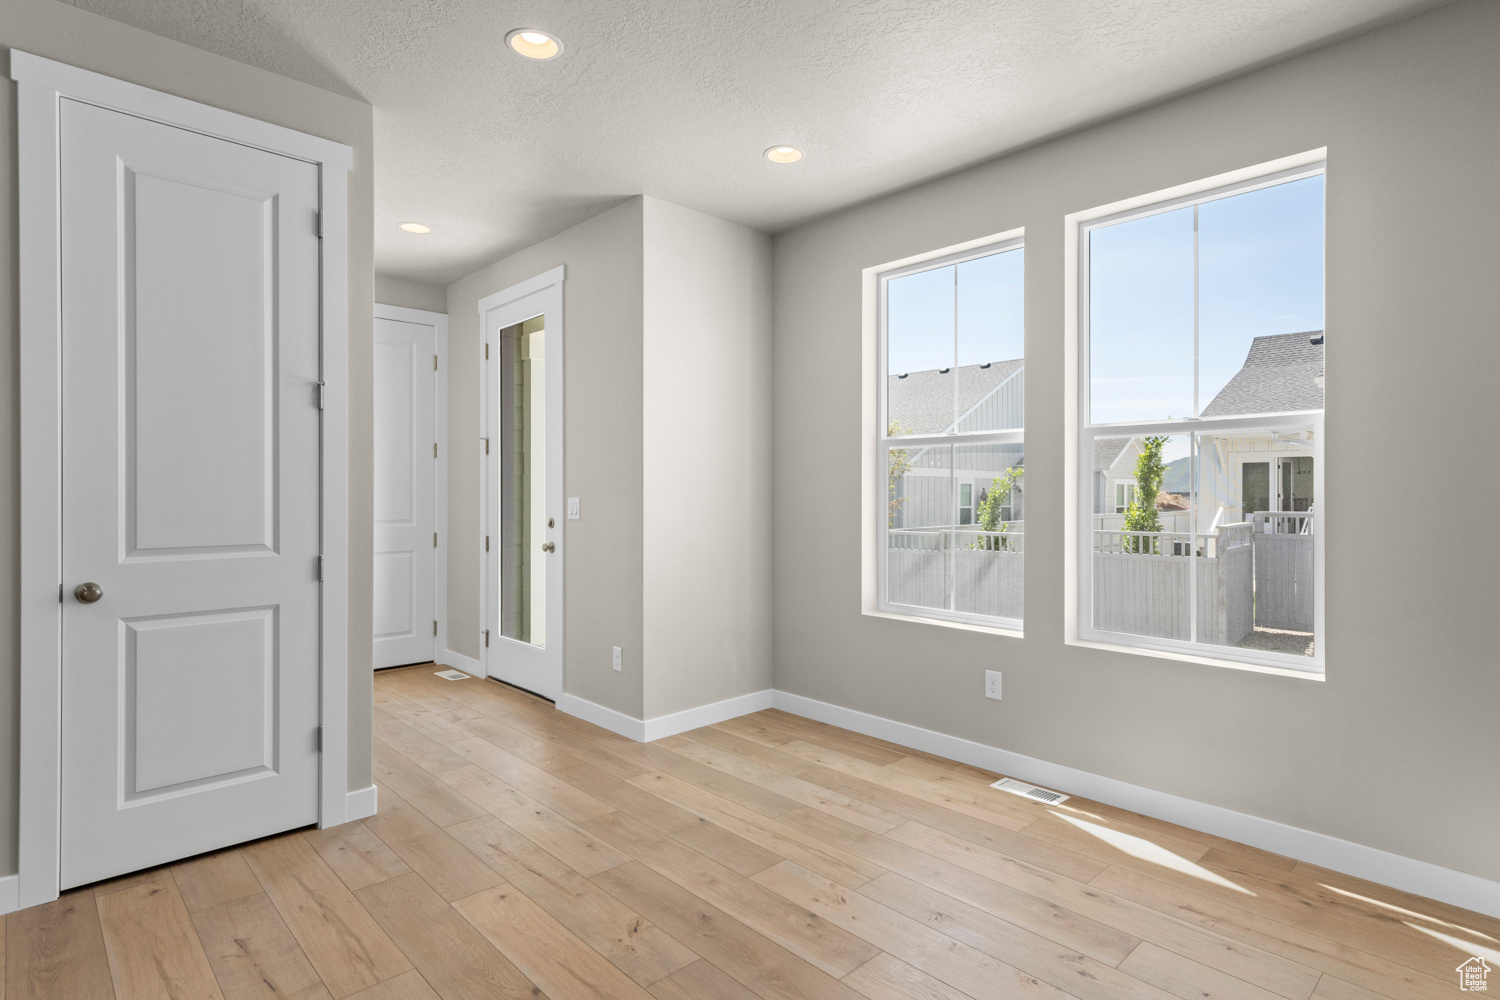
[9,664,1496,1000]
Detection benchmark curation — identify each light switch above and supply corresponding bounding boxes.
[568,497,581,520]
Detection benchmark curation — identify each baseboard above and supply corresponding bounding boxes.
[771,690,1500,920]
[0,874,18,915]
[440,649,483,678]
[556,689,775,743]
[556,693,646,740]
[345,785,379,822]
[643,689,774,742]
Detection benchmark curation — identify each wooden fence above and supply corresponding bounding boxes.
[1250,512,1314,631]
[888,525,1023,620]
[1093,525,1254,645]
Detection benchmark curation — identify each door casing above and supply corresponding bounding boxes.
[13,51,354,912]
[479,267,566,701]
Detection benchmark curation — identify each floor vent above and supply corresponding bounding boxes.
[990,777,1069,805]
[434,669,470,681]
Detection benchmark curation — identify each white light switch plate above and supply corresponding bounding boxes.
[985,670,1002,700]
[568,497,581,519]
[612,646,622,672]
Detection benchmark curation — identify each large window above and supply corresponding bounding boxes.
[879,237,1025,630]
[1078,159,1325,672]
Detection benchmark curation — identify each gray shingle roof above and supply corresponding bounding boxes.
[1201,331,1324,417]
[1093,436,1133,472]
[887,359,1022,435]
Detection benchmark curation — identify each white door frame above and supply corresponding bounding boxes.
[12,51,353,912]
[373,303,449,664]
[478,266,565,700]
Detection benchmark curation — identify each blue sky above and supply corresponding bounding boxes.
[1089,174,1325,424]
[887,246,1025,375]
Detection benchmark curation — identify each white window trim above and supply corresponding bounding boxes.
[866,229,1027,635]
[1065,149,1328,679]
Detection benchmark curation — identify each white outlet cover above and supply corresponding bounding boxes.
[612,646,622,671]
[984,669,1002,700]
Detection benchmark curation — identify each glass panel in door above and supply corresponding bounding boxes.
[498,316,546,647]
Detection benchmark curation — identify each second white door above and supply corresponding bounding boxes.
[373,308,442,668]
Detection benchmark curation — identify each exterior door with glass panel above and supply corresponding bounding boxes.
[58,99,322,887]
[373,311,437,668]
[482,271,564,700]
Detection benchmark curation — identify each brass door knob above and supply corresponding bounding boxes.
[541,542,555,553]
[75,582,103,604]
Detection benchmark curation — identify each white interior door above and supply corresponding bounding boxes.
[373,312,437,668]
[482,272,564,700]
[59,98,323,888]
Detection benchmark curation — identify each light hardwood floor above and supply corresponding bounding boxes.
[7,664,1495,1000]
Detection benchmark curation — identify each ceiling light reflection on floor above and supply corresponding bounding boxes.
[1052,812,1254,895]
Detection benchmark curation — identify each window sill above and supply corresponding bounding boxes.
[866,608,1023,640]
[1068,635,1324,681]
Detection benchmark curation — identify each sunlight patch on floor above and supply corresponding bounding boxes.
[1320,883,1497,942]
[1403,922,1500,965]
[1052,811,1254,895]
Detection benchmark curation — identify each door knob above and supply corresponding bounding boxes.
[75,582,103,604]
[541,542,555,553]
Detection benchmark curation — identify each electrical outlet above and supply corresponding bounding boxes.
[612,646,622,672]
[568,497,581,520]
[984,670,1002,700]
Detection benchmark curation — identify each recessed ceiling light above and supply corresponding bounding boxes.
[506,28,562,59]
[765,145,804,164]
[399,222,431,234]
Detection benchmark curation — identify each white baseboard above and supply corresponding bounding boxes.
[556,693,646,740]
[440,649,483,678]
[557,689,774,743]
[771,690,1500,920]
[0,874,17,915]
[345,785,379,822]
[643,689,774,742]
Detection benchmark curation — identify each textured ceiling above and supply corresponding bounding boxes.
[65,0,1444,284]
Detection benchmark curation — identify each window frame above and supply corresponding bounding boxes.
[1070,153,1327,677]
[876,234,1026,632]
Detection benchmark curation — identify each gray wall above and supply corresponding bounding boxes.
[0,0,376,873]
[446,200,647,718]
[772,0,1500,882]
[642,198,773,719]
[375,273,447,314]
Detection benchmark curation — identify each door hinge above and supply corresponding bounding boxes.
[485,535,490,552]
[483,629,490,647]
[484,343,489,360]
[433,531,438,548]
[316,381,326,409]
[315,726,323,751]
[433,620,438,636]
[317,555,324,580]
[482,437,489,455]
[315,211,324,239]
[434,354,439,371]
[434,442,438,459]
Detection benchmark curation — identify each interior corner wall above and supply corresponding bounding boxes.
[0,0,376,871]
[376,273,447,314]
[445,198,646,719]
[771,0,1500,883]
[641,198,773,720]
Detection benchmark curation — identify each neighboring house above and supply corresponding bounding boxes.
[889,360,1025,529]
[1090,331,1322,525]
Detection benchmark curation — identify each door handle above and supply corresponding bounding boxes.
[75,582,103,604]
[541,542,555,553]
